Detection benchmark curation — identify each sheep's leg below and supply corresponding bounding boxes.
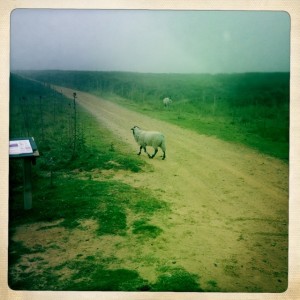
[159,149,166,160]
[137,146,143,155]
[138,145,151,158]
[159,143,166,160]
[141,146,151,158]
[151,148,158,159]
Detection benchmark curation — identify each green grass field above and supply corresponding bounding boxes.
[18,70,289,160]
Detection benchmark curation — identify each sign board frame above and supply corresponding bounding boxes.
[9,137,39,160]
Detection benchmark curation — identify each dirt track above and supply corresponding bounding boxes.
[53,86,289,292]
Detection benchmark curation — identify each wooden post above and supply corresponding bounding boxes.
[23,158,32,210]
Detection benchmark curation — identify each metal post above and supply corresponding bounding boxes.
[23,158,32,210]
[72,92,77,157]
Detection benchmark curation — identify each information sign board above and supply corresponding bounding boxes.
[9,139,33,155]
[9,137,39,210]
[9,137,39,159]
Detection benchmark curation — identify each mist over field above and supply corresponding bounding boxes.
[10,9,290,73]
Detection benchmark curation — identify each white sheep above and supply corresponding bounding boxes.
[131,126,166,160]
[163,97,172,108]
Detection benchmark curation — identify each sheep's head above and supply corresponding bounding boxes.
[131,125,140,132]
[131,126,142,138]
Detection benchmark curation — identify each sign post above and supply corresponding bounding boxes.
[9,137,39,210]
[23,158,32,210]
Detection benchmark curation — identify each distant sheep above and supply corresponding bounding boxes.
[131,126,166,160]
[163,97,172,108]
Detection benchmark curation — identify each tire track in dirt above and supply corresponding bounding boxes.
[54,85,288,292]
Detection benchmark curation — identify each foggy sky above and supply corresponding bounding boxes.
[10,9,290,73]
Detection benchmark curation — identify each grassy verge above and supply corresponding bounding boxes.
[98,92,289,160]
